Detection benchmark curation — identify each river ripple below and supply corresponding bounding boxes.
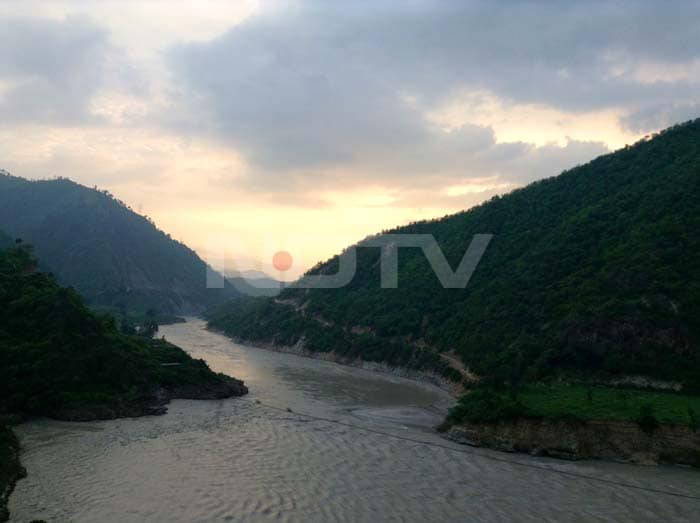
[9,319,700,522]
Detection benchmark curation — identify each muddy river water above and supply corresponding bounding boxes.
[9,319,700,522]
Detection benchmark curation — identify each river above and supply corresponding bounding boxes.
[9,319,700,522]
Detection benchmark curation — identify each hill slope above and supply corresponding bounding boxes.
[0,174,243,314]
[209,119,700,392]
[0,245,247,520]
[0,245,247,419]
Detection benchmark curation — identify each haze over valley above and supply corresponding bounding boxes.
[2,2,700,522]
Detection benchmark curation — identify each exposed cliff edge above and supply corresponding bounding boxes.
[444,418,700,467]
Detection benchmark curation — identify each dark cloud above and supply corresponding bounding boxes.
[166,0,699,185]
[3,2,697,203]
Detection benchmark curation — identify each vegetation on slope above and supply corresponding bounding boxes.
[207,298,460,380]
[209,119,700,425]
[443,385,700,429]
[0,245,248,520]
[0,245,246,419]
[0,174,247,314]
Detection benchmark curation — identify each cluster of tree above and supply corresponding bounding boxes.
[0,174,243,315]
[209,118,700,394]
[118,309,160,338]
[207,298,460,380]
[0,245,249,522]
[0,246,238,419]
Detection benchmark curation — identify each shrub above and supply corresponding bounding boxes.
[688,406,699,432]
[444,388,529,427]
[636,404,660,433]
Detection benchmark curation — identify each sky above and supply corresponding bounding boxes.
[1,0,699,279]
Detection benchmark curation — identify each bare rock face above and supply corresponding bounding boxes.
[445,419,700,467]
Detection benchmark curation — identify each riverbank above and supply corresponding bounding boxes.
[0,424,24,522]
[12,319,700,522]
[1,377,248,521]
[441,385,700,467]
[51,376,248,421]
[207,326,463,397]
[445,418,700,467]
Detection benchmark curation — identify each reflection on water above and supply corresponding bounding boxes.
[9,320,700,522]
[158,320,452,430]
[274,364,441,408]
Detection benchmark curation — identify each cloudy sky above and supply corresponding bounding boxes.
[1,1,699,277]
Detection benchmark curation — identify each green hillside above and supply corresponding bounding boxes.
[0,175,253,314]
[0,245,248,520]
[209,119,700,393]
[0,245,247,419]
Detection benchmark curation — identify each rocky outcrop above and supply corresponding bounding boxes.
[52,377,248,422]
[445,418,700,467]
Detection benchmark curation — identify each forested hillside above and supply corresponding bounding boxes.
[209,119,700,392]
[0,174,247,314]
[0,245,248,520]
[0,245,247,420]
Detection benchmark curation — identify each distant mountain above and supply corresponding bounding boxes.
[209,119,700,392]
[225,269,284,296]
[226,268,278,283]
[0,174,241,314]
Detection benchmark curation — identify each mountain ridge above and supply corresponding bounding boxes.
[208,118,700,392]
[0,173,244,314]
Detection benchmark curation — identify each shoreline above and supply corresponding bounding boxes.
[2,378,248,522]
[444,418,700,468]
[207,325,700,469]
[50,377,249,422]
[206,325,463,399]
[0,425,25,523]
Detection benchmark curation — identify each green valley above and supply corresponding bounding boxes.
[208,119,700,450]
